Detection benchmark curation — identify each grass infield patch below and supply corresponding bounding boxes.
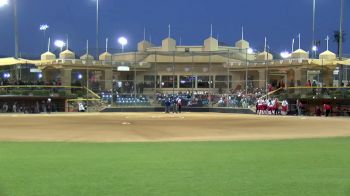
[0,138,350,196]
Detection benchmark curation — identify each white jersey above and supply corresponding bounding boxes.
[268,101,274,108]
[282,100,288,107]
[79,103,85,111]
[177,98,182,105]
[271,100,276,106]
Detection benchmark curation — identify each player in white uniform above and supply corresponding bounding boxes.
[257,98,264,115]
[281,100,288,115]
[268,99,274,115]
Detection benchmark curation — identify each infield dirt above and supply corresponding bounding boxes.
[0,113,349,142]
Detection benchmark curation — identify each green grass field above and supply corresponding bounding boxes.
[0,138,350,196]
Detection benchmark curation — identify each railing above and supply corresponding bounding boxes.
[98,90,265,110]
[0,85,85,98]
[267,86,350,100]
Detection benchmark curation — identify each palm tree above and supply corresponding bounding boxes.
[333,30,346,57]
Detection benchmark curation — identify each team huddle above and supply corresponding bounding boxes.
[256,98,289,115]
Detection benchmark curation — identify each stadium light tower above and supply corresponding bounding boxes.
[39,24,49,39]
[118,37,128,53]
[0,0,19,59]
[0,0,19,58]
[312,45,318,57]
[312,0,316,58]
[1,0,20,80]
[54,40,66,52]
[280,51,291,59]
[247,48,254,54]
[92,0,100,58]
[40,24,49,50]
[338,0,345,85]
[339,0,344,60]
[0,0,9,7]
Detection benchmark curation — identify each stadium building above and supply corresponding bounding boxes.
[33,35,348,94]
[0,35,349,113]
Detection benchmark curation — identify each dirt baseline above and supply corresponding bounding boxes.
[0,113,349,143]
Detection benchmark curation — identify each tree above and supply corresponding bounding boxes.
[333,31,346,57]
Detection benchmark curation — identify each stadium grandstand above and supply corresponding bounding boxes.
[0,35,349,114]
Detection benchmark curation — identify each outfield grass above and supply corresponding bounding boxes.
[0,138,350,196]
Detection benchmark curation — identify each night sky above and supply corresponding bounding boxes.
[0,0,349,57]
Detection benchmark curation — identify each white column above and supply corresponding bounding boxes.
[104,69,113,90]
[258,69,266,89]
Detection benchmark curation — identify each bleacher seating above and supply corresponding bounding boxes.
[116,96,151,106]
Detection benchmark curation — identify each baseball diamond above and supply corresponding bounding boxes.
[0,113,350,196]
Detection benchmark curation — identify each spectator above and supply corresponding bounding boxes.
[306,80,312,87]
[315,106,322,116]
[2,102,8,113]
[165,99,171,113]
[296,99,303,116]
[12,102,17,113]
[323,103,332,117]
[177,97,182,113]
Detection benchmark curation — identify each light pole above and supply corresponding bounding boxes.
[118,37,128,53]
[85,40,89,112]
[227,50,230,107]
[13,0,18,59]
[339,0,344,60]
[13,0,19,80]
[154,50,158,97]
[0,0,20,80]
[172,51,175,96]
[245,49,248,95]
[209,50,212,106]
[312,0,316,58]
[134,52,137,102]
[245,48,253,95]
[191,52,194,99]
[312,45,318,58]
[39,24,49,50]
[339,0,345,85]
[96,0,99,58]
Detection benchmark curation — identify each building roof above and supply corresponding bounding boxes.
[80,54,95,60]
[293,49,308,54]
[319,50,337,60]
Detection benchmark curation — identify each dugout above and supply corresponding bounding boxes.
[0,96,66,113]
[288,98,350,116]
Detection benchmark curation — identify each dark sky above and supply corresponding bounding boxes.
[0,0,349,57]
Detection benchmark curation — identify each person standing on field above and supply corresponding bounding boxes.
[296,99,303,116]
[281,100,288,116]
[323,103,332,117]
[2,102,8,113]
[177,98,182,113]
[12,102,17,113]
[274,98,280,115]
[41,101,47,113]
[79,102,86,112]
[47,98,52,114]
[165,99,171,113]
[172,97,177,113]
